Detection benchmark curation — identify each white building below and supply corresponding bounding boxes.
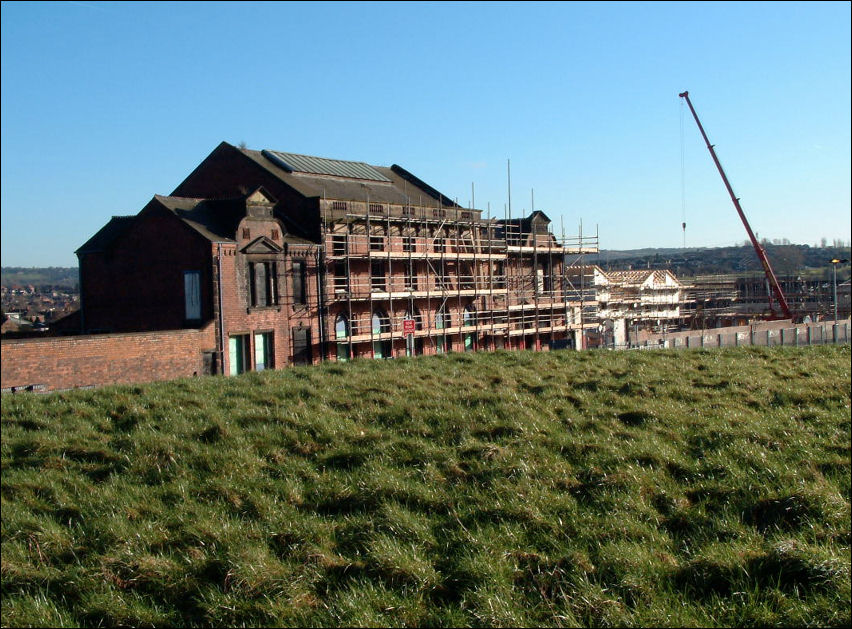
[593,267,687,346]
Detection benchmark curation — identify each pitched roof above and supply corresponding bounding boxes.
[153,195,241,243]
[154,193,315,246]
[76,216,137,254]
[604,269,681,287]
[235,144,461,208]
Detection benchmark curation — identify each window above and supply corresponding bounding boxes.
[332,201,348,212]
[254,332,273,371]
[370,234,384,251]
[403,236,415,252]
[536,263,552,294]
[434,236,445,254]
[292,327,312,365]
[332,234,347,256]
[369,203,385,215]
[460,262,475,290]
[494,262,506,289]
[333,262,348,293]
[335,315,350,362]
[464,304,476,352]
[250,262,278,307]
[184,270,201,320]
[435,308,448,354]
[335,315,349,339]
[404,261,417,291]
[228,334,250,376]
[371,261,386,291]
[435,309,447,330]
[372,309,391,335]
[464,304,476,326]
[292,259,307,305]
[371,309,391,359]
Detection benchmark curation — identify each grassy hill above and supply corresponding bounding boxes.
[2,347,850,627]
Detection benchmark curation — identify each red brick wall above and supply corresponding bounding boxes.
[80,208,213,333]
[1,324,216,392]
[216,240,323,374]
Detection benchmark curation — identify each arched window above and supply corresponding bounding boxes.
[435,307,448,354]
[372,309,391,334]
[464,304,476,326]
[464,304,476,352]
[335,314,350,362]
[372,309,391,359]
[335,314,348,339]
[435,309,446,330]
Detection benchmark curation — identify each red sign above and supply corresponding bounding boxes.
[403,318,416,335]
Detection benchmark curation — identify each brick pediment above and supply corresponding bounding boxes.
[241,236,283,254]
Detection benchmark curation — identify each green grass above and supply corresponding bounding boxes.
[2,346,850,627]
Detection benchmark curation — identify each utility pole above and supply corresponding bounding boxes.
[830,258,849,322]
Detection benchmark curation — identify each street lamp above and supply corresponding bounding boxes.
[830,258,849,322]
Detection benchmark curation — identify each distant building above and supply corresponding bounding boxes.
[592,267,686,346]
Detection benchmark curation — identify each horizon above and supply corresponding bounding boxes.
[2,1,850,266]
[3,238,851,273]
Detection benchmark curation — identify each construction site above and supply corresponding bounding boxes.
[319,199,599,360]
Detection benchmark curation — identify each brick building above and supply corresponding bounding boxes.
[76,142,598,377]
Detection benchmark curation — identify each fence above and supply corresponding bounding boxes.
[630,320,850,351]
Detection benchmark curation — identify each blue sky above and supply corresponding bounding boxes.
[2,1,850,267]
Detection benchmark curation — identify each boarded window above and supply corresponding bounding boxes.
[292,327,312,366]
[202,350,218,375]
[292,260,307,305]
[184,270,201,320]
[250,262,278,307]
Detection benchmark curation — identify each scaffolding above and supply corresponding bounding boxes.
[319,198,599,360]
[684,272,839,324]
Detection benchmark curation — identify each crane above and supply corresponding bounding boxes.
[679,90,793,320]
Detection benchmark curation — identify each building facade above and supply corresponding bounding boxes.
[76,142,599,376]
[572,266,687,347]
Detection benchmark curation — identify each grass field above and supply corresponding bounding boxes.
[2,346,850,627]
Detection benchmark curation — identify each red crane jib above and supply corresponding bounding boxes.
[679,91,793,320]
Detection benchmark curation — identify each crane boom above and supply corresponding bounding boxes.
[679,90,793,320]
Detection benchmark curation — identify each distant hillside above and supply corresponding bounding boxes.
[1,267,78,290]
[587,244,851,279]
